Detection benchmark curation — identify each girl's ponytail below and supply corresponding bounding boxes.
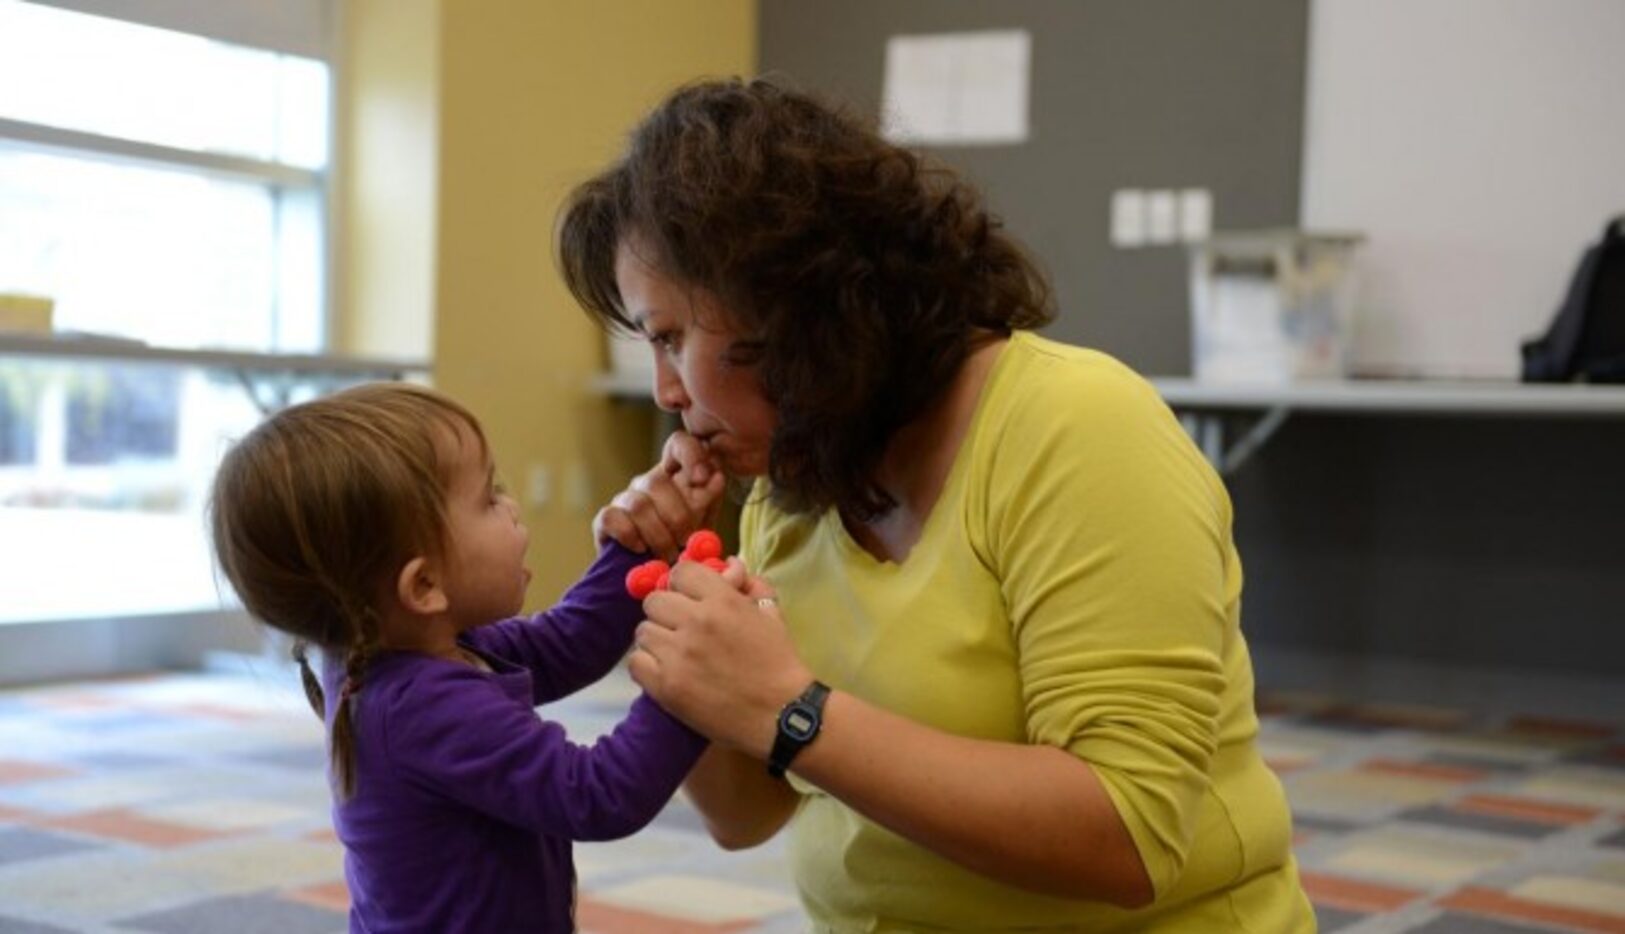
[291,640,325,720]
[328,603,380,799]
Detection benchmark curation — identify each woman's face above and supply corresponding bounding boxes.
[614,238,777,477]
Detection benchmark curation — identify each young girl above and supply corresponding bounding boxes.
[209,382,720,933]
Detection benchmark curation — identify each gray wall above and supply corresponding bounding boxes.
[1228,415,1625,676]
[760,0,1625,676]
[761,0,1309,376]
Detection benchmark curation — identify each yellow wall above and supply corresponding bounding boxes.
[342,1,756,602]
[335,0,439,360]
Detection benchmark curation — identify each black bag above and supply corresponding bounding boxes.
[1522,216,1625,383]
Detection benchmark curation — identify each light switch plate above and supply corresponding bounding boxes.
[1146,190,1178,244]
[1179,188,1213,241]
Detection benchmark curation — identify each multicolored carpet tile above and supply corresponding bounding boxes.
[0,655,1620,933]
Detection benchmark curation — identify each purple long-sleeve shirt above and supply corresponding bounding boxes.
[320,544,705,933]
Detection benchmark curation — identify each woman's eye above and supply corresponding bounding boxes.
[723,340,766,366]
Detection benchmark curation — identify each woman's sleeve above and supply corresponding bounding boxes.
[972,363,1233,899]
[383,669,706,841]
[466,543,644,704]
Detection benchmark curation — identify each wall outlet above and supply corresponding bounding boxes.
[1110,189,1147,247]
[526,463,551,509]
[565,461,593,516]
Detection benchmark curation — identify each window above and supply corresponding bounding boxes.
[0,0,328,350]
[0,0,334,623]
[64,367,180,466]
[0,370,37,464]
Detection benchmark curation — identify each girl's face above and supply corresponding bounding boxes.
[437,422,530,627]
[614,238,777,478]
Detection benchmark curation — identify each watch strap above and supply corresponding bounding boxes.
[767,680,830,779]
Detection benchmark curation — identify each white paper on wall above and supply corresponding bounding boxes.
[882,29,1031,146]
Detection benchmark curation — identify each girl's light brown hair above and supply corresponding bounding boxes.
[208,382,487,798]
[558,77,1054,522]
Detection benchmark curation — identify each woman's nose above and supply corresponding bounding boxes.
[652,356,688,413]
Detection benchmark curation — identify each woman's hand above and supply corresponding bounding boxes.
[630,559,813,757]
[593,431,725,559]
[633,560,1155,905]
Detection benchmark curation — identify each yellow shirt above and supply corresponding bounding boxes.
[741,332,1314,932]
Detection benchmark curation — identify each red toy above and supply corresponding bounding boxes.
[683,529,724,563]
[624,561,666,600]
[624,530,733,600]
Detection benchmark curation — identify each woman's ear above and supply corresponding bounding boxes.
[395,556,449,616]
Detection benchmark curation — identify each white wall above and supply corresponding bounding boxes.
[1302,0,1625,378]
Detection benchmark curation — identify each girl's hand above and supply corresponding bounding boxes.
[593,431,724,559]
[631,558,813,757]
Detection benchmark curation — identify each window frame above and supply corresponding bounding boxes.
[0,0,343,626]
[0,0,340,352]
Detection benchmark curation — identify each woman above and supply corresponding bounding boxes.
[562,78,1314,932]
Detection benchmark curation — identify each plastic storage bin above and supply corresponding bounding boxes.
[1188,230,1363,383]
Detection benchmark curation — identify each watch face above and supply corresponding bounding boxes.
[780,703,819,740]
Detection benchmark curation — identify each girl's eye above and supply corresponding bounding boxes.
[489,482,508,504]
[649,330,679,353]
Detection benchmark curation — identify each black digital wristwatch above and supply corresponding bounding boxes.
[767,680,830,779]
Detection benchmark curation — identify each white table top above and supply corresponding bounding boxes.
[1150,377,1625,417]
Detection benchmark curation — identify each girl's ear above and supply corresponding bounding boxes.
[395,556,449,616]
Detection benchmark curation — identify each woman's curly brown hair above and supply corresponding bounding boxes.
[558,77,1054,521]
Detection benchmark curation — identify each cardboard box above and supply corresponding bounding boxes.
[0,293,54,333]
[1189,231,1364,383]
